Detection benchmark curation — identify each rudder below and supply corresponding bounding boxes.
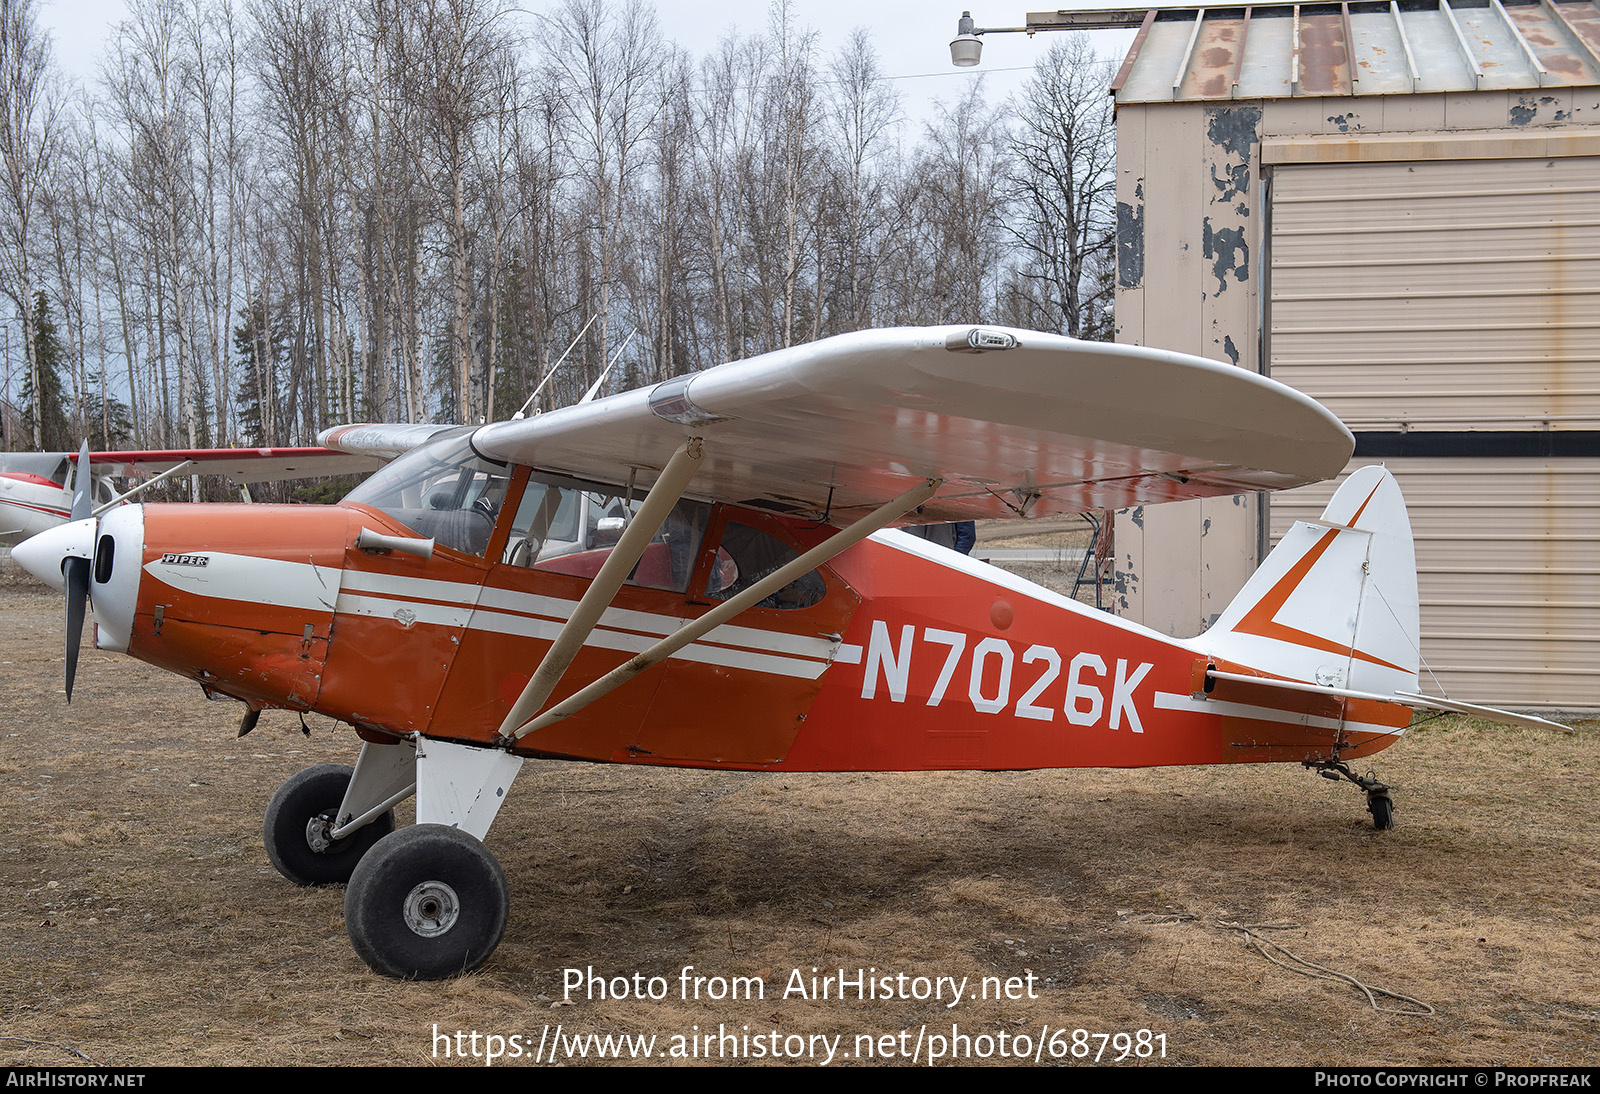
[1204,466,1420,697]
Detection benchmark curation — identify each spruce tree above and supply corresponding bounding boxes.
[19,292,71,451]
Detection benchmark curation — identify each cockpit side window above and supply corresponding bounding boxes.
[500,471,710,594]
[705,520,826,610]
[342,433,511,558]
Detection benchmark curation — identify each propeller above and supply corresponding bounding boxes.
[11,441,104,700]
[14,442,147,689]
[12,441,123,702]
[63,440,94,700]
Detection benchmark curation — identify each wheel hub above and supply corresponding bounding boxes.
[305,813,337,854]
[403,881,461,938]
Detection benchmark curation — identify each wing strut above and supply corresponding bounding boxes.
[508,476,944,741]
[495,438,707,738]
[93,459,195,515]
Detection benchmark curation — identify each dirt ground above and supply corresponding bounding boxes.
[2,575,1598,1068]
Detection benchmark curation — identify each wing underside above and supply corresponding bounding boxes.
[85,447,385,484]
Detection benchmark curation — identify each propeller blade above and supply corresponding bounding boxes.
[64,554,89,701]
[70,440,92,521]
[62,441,94,700]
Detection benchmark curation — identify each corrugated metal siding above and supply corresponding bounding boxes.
[1270,460,1600,709]
[1101,0,1600,103]
[1269,154,1600,430]
[1267,152,1599,709]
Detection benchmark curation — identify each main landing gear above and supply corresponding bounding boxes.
[262,738,521,978]
[1306,759,1396,830]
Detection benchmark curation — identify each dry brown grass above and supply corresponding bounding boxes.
[2,581,1597,1067]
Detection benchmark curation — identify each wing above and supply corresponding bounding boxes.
[83,446,385,484]
[469,326,1354,523]
[316,423,466,461]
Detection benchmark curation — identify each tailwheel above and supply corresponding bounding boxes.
[1306,759,1396,831]
[1367,788,1396,831]
[264,764,395,885]
[344,824,510,980]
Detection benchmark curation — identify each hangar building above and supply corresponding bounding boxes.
[1031,1,1600,710]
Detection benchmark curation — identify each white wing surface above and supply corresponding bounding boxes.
[468,326,1353,522]
[317,423,466,461]
[87,447,384,483]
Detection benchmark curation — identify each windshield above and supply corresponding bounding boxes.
[343,432,511,557]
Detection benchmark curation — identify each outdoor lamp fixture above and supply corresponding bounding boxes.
[950,11,983,65]
[950,10,1036,67]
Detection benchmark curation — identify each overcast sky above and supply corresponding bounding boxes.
[35,0,1135,132]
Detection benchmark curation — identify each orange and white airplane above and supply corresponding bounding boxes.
[12,325,1563,980]
[0,445,383,546]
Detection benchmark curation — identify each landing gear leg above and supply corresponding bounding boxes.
[1306,759,1395,830]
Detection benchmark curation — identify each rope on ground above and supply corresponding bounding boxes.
[1217,920,1436,1016]
[1123,912,1436,1017]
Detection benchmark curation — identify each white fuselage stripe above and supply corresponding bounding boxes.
[337,589,828,679]
[343,567,834,656]
[1153,691,1407,738]
[155,553,835,680]
[145,554,342,613]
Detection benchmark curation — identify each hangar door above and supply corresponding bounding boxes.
[1265,148,1600,712]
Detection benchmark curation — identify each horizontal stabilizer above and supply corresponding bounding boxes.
[1204,669,1573,733]
[1395,691,1574,734]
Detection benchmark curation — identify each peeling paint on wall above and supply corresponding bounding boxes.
[1200,107,1258,298]
[1210,160,1251,203]
[1202,219,1249,295]
[1223,335,1240,367]
[1205,106,1260,159]
[1507,95,1575,125]
[1117,180,1145,289]
[1114,550,1138,612]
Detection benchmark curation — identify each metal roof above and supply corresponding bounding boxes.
[1024,1,1600,101]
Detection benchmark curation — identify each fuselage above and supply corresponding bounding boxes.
[1,462,118,546]
[86,479,1408,772]
[0,472,71,543]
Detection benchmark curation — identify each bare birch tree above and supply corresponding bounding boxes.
[822,27,899,334]
[0,0,62,448]
[1005,35,1116,339]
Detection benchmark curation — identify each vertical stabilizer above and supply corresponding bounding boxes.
[1204,466,1420,697]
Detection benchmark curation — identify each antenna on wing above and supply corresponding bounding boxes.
[512,314,596,420]
[579,329,638,405]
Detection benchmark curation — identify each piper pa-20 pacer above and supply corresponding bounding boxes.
[13,325,1564,980]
